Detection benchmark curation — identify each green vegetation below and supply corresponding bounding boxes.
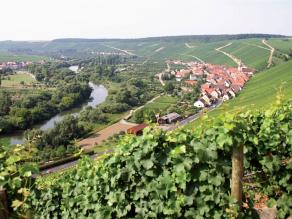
[221,39,270,70]
[0,82,91,134]
[269,38,292,54]
[0,52,48,62]
[143,95,178,111]
[0,72,36,87]
[1,100,291,218]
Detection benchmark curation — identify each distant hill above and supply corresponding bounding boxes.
[52,34,286,43]
[0,34,290,68]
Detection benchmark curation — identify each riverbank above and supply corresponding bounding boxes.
[0,82,107,145]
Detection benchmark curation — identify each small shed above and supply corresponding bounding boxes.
[158,112,182,124]
[127,124,148,136]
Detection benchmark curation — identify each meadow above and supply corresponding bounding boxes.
[1,72,36,87]
[143,95,178,111]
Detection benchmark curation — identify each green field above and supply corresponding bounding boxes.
[268,38,292,53]
[0,52,48,62]
[1,72,36,87]
[221,39,271,70]
[106,39,277,70]
[143,95,178,111]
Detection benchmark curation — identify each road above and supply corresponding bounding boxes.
[163,100,223,131]
[40,61,223,175]
[38,148,113,175]
[215,43,244,67]
[262,39,275,68]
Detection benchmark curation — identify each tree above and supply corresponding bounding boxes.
[133,109,145,123]
[45,115,87,147]
[164,82,175,94]
[0,91,12,116]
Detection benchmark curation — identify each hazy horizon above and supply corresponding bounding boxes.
[1,0,291,41]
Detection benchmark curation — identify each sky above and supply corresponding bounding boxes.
[0,0,291,41]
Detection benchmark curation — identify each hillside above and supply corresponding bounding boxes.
[0,34,286,63]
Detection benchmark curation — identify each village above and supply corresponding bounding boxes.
[123,60,255,136]
[0,61,34,70]
[167,59,254,108]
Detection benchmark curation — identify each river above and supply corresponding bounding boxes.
[2,67,108,145]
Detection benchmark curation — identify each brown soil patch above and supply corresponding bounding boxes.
[78,122,136,150]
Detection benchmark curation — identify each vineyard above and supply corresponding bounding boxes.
[1,100,291,218]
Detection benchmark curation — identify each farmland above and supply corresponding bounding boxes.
[142,95,178,111]
[220,39,271,70]
[268,38,292,53]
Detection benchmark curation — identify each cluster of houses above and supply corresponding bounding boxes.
[167,60,254,108]
[194,63,254,108]
[0,61,33,70]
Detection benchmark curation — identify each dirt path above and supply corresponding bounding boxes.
[157,73,165,86]
[78,121,137,150]
[155,62,170,86]
[155,47,165,52]
[124,94,162,120]
[20,71,36,80]
[78,92,163,149]
[215,43,243,67]
[189,55,205,63]
[262,39,275,68]
[185,43,195,49]
[104,45,136,56]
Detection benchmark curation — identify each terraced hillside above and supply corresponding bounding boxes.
[268,38,292,53]
[180,40,237,66]
[219,39,271,70]
[105,38,288,71]
[0,34,286,65]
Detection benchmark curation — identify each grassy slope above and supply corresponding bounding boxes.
[143,95,178,111]
[268,38,292,53]
[181,41,237,66]
[222,39,270,70]
[108,39,272,69]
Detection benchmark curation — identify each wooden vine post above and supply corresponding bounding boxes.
[231,144,244,207]
[0,187,9,219]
